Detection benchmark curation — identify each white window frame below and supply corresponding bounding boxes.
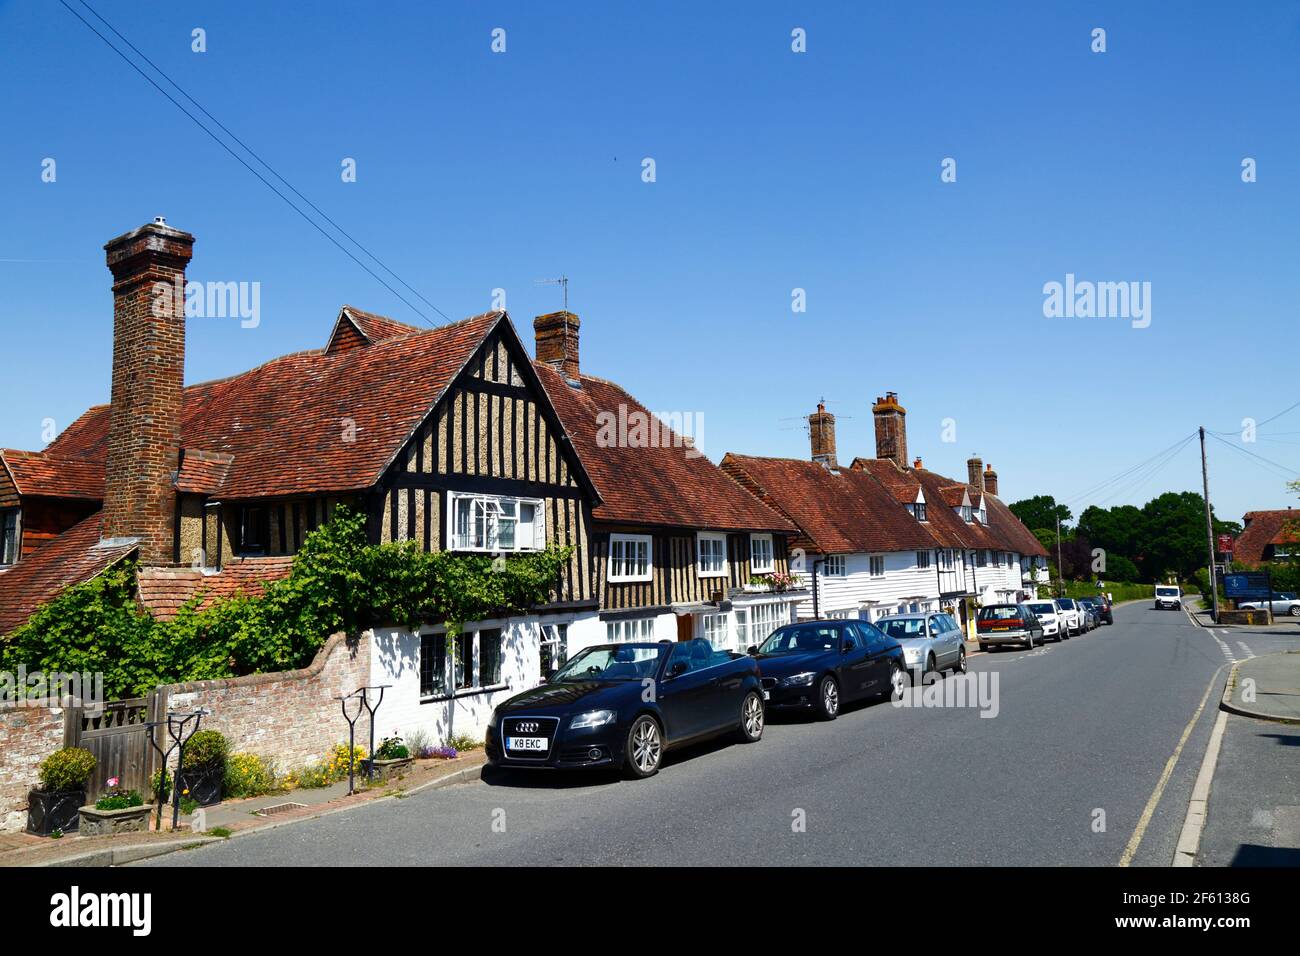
[608,533,653,582]
[699,612,730,649]
[697,532,728,578]
[737,600,793,650]
[749,533,775,574]
[869,554,885,577]
[447,492,544,552]
[420,625,508,700]
[606,617,656,643]
[823,554,846,577]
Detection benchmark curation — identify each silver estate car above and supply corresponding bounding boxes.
[876,611,966,683]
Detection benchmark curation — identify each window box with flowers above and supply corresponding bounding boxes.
[360,735,413,783]
[27,747,95,837]
[78,778,153,836]
[745,571,797,593]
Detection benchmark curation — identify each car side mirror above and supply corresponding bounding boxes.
[747,645,759,656]
[669,661,689,678]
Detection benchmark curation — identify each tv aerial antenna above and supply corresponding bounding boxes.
[536,275,569,311]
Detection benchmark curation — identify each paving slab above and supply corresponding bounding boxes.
[1223,651,1300,722]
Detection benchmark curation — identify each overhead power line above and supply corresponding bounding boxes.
[59,0,450,326]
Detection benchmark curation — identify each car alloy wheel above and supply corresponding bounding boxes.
[626,716,662,778]
[888,662,907,701]
[926,654,938,682]
[954,646,967,674]
[1291,606,1300,617]
[739,691,764,742]
[818,675,840,720]
[1025,632,1036,649]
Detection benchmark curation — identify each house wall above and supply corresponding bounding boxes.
[797,550,941,621]
[157,631,370,772]
[0,702,66,832]
[17,497,99,560]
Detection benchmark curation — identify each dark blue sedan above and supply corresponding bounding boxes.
[485,639,765,778]
[750,619,906,719]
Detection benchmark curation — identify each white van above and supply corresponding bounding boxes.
[1154,585,1182,610]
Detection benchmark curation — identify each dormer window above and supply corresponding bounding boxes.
[915,502,927,522]
[979,507,987,525]
[0,508,19,565]
[961,505,972,522]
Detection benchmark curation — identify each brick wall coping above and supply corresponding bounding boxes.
[160,631,358,695]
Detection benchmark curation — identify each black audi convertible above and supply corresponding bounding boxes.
[485,639,765,778]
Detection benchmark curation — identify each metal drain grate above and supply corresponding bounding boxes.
[254,802,307,817]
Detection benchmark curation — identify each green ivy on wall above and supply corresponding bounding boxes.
[0,506,572,699]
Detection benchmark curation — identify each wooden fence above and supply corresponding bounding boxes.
[64,693,164,800]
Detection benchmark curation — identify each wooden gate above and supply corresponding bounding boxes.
[64,693,163,800]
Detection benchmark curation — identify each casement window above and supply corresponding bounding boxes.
[914,502,927,522]
[609,533,652,582]
[749,533,775,574]
[697,532,728,578]
[700,612,730,649]
[237,505,267,556]
[869,555,885,577]
[449,493,544,552]
[419,633,447,698]
[606,617,656,643]
[960,505,973,522]
[0,509,19,565]
[917,550,931,570]
[736,601,793,649]
[938,549,956,571]
[422,627,505,699]
[540,623,568,679]
[823,554,846,577]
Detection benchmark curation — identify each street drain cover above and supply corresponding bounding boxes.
[255,802,307,816]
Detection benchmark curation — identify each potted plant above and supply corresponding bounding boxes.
[78,777,153,836]
[27,747,95,836]
[176,730,229,806]
[361,733,413,782]
[745,574,771,593]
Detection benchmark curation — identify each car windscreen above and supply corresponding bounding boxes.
[759,623,841,654]
[1057,599,1075,608]
[552,645,662,681]
[1155,587,1179,596]
[977,606,1020,620]
[1027,603,1055,615]
[879,618,928,640]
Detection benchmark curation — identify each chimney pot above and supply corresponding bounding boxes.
[983,462,999,497]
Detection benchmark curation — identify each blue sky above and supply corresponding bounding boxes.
[2,0,1298,524]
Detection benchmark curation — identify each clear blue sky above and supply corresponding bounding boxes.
[2,0,1298,524]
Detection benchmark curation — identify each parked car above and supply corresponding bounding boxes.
[1079,594,1113,625]
[1023,600,1063,642]
[485,639,764,778]
[976,602,1047,649]
[1237,592,1300,616]
[877,611,966,684]
[1154,585,1182,610]
[751,619,907,719]
[1054,597,1083,635]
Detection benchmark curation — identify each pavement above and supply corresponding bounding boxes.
[136,601,1300,867]
[1222,651,1300,722]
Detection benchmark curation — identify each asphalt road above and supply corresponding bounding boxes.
[141,601,1291,867]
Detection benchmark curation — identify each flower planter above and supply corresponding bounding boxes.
[360,757,413,783]
[176,765,224,807]
[26,789,85,836]
[78,802,154,837]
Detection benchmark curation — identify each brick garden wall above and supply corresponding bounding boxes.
[157,632,370,772]
[0,702,66,832]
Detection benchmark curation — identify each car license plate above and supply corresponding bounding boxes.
[506,736,547,752]
[992,626,1009,631]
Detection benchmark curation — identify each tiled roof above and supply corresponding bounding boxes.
[0,512,136,636]
[325,305,426,354]
[1234,509,1300,564]
[0,448,105,500]
[720,454,937,554]
[174,450,235,494]
[535,365,795,533]
[136,557,294,620]
[42,310,504,499]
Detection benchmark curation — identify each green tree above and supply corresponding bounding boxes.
[1008,495,1072,534]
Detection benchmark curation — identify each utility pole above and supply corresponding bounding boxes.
[1200,426,1219,622]
[1056,514,1064,598]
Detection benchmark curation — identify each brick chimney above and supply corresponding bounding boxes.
[808,403,837,468]
[967,455,984,493]
[101,217,193,563]
[983,463,999,496]
[534,311,580,379]
[872,391,907,469]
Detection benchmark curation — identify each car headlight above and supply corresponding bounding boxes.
[903,648,921,662]
[569,709,617,730]
[781,671,816,687]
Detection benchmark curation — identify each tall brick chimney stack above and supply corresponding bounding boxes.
[101,217,193,563]
[808,403,837,468]
[534,311,580,379]
[983,463,999,496]
[872,391,908,469]
[967,455,984,493]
